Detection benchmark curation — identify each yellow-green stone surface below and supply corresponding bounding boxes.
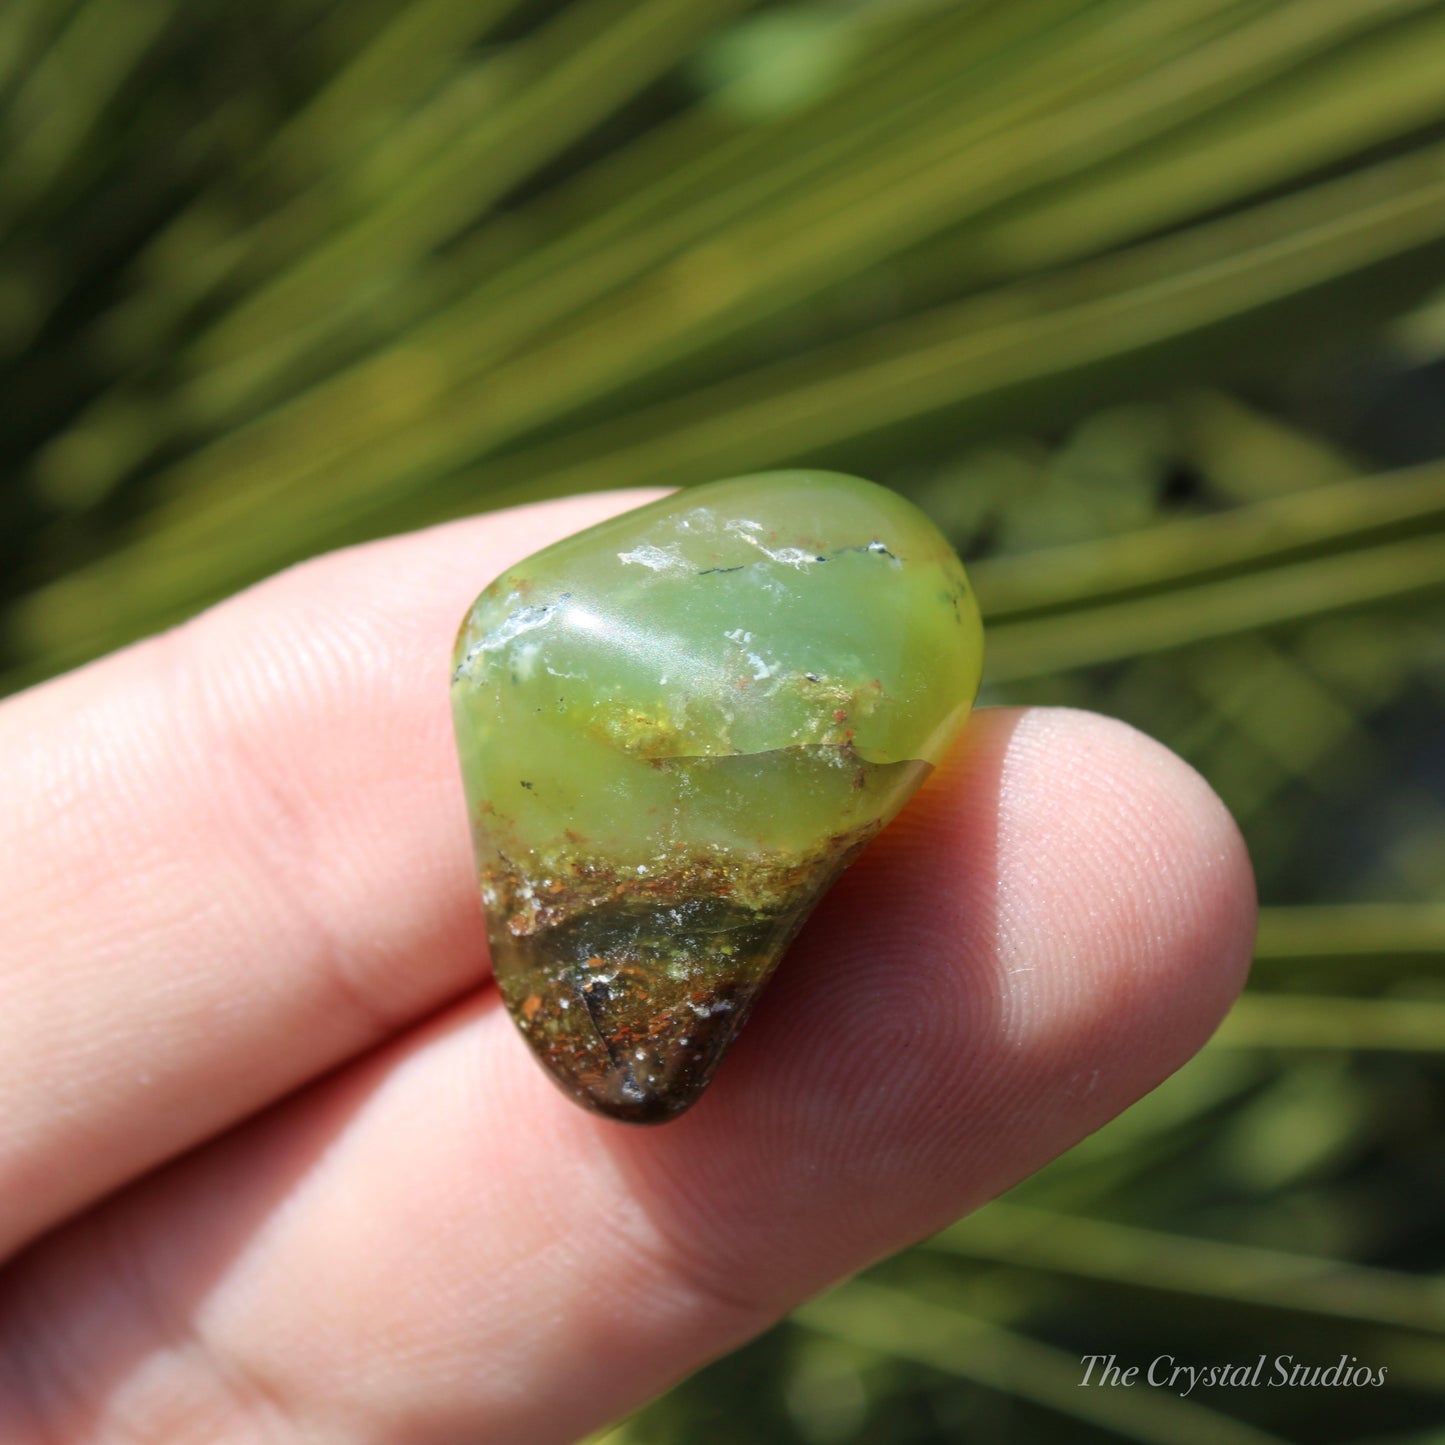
[451,471,983,1122]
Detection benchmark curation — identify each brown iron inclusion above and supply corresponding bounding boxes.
[451,472,983,1122]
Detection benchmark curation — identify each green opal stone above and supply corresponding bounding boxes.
[451,471,983,1123]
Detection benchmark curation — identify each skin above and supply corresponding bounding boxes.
[0,491,1256,1445]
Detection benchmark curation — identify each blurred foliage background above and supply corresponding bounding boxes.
[4,0,1444,1440]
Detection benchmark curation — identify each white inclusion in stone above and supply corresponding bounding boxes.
[481,597,562,650]
[770,546,825,567]
[688,998,735,1018]
[617,541,688,573]
[724,518,824,569]
[724,629,773,679]
[454,594,569,678]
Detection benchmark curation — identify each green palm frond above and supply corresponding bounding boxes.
[796,1281,1294,1445]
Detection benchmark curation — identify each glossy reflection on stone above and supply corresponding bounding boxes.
[451,471,984,1123]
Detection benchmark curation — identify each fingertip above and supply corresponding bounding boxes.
[992,706,1257,1060]
[607,705,1258,1310]
[901,704,1256,1123]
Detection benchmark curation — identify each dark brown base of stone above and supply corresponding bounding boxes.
[492,891,816,1122]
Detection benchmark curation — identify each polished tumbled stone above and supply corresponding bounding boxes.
[451,471,983,1123]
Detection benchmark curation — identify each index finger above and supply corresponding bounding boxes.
[0,491,661,1258]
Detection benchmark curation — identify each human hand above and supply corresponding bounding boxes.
[0,493,1255,1444]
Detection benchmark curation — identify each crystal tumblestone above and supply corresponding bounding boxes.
[451,471,983,1123]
